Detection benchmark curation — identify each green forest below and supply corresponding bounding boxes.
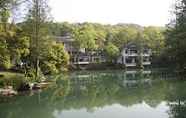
[0,0,186,85]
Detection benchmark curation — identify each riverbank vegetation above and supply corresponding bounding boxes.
[0,72,25,89]
[0,0,69,92]
[0,71,184,118]
[0,0,186,92]
[0,0,69,77]
[165,0,186,73]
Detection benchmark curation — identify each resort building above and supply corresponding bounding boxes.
[55,35,106,65]
[117,43,151,67]
[56,35,151,68]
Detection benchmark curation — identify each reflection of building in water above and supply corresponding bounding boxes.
[69,70,177,90]
[152,71,177,80]
[121,70,178,88]
[125,70,151,79]
[122,70,152,88]
[69,74,97,93]
[69,70,153,89]
[122,79,152,88]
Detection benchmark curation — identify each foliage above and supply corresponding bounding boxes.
[112,26,138,49]
[50,22,166,64]
[143,26,165,56]
[18,0,70,78]
[0,71,183,118]
[0,72,27,90]
[0,25,30,69]
[72,23,98,50]
[0,0,69,79]
[104,42,119,62]
[0,0,168,77]
[39,39,69,74]
[165,0,186,71]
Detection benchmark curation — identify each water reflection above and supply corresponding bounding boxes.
[0,70,186,118]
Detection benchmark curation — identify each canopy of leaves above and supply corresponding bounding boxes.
[0,23,30,69]
[39,39,69,74]
[72,23,98,50]
[105,42,119,61]
[165,0,186,70]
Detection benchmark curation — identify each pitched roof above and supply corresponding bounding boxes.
[55,36,75,43]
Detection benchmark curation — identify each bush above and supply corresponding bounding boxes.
[0,72,28,90]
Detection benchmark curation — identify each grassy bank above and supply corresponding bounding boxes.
[0,72,27,90]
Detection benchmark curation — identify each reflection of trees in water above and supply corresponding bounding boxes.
[0,70,184,118]
[166,81,186,118]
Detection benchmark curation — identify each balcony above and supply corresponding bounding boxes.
[73,61,90,65]
[125,53,138,57]
[124,49,151,57]
[125,63,137,67]
[142,53,151,57]
[142,62,151,65]
[125,61,151,67]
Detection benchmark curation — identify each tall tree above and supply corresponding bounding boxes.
[0,0,30,70]
[104,42,119,63]
[72,24,98,50]
[24,0,51,79]
[0,0,12,31]
[166,0,186,71]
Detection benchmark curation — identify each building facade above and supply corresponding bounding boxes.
[55,35,106,65]
[117,43,151,67]
[56,35,151,68]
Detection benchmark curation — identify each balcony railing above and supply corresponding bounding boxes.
[73,61,90,65]
[125,53,151,57]
[125,61,151,67]
[142,62,151,65]
[125,63,137,67]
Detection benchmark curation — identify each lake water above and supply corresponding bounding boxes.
[0,70,186,118]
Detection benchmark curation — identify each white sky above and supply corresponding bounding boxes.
[49,0,175,26]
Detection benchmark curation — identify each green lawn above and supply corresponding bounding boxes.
[0,72,23,79]
[0,72,26,89]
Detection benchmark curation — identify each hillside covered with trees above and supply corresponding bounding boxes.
[0,0,186,84]
[48,22,167,66]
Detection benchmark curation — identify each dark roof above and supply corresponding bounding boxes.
[55,36,75,43]
[121,42,150,50]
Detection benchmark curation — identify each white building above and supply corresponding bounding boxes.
[55,35,106,65]
[117,43,151,67]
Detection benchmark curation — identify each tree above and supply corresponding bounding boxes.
[0,0,30,70]
[22,0,52,79]
[19,0,70,78]
[104,42,119,63]
[135,32,145,69]
[143,27,165,56]
[0,25,30,70]
[166,0,186,71]
[72,24,98,50]
[39,39,69,74]
[0,0,12,31]
[114,27,138,49]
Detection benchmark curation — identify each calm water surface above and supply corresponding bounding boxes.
[0,70,186,118]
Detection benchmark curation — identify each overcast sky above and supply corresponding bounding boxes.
[49,0,175,26]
